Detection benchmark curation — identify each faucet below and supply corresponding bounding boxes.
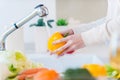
[0,4,49,51]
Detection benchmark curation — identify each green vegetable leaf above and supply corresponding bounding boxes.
[8,64,17,73]
[0,51,43,79]
[15,51,26,61]
[6,73,18,80]
[105,64,119,77]
[63,68,95,80]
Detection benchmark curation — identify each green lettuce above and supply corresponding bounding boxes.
[0,51,42,80]
[105,64,119,78]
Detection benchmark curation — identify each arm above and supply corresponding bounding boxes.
[72,17,106,34]
[81,16,120,46]
[51,17,120,56]
[57,17,106,36]
[51,17,108,56]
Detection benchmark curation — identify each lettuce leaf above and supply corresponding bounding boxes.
[0,51,43,80]
[105,64,119,77]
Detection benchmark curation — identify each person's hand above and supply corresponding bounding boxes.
[47,29,74,54]
[59,28,74,37]
[52,34,85,56]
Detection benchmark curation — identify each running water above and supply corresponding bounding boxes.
[44,17,51,37]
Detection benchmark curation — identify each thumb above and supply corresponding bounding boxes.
[53,37,69,44]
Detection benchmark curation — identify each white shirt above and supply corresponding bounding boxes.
[73,0,120,46]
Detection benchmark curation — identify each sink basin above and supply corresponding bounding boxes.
[27,53,103,73]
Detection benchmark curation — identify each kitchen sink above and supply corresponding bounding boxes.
[27,53,104,73]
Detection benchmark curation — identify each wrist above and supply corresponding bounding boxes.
[79,34,86,47]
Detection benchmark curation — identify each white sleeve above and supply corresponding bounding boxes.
[81,16,120,46]
[72,17,106,34]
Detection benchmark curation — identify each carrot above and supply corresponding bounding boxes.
[34,69,60,80]
[20,68,48,75]
[17,74,26,80]
[17,73,35,80]
[17,68,48,80]
[26,73,36,78]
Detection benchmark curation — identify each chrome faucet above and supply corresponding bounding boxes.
[0,4,48,51]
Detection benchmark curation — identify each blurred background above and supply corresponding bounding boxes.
[0,0,109,60]
[57,0,107,23]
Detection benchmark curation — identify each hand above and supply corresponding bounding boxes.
[47,29,74,55]
[59,28,74,36]
[52,34,85,56]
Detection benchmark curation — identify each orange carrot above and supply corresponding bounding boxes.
[17,68,49,80]
[26,73,36,78]
[20,68,48,75]
[34,69,60,80]
[17,74,26,80]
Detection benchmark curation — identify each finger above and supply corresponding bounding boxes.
[67,50,75,54]
[63,33,69,37]
[59,30,69,35]
[47,50,54,55]
[63,45,77,54]
[57,53,65,58]
[57,49,74,57]
[53,40,73,53]
[47,49,49,52]
[50,52,54,55]
[59,31,67,35]
[53,37,69,44]
[60,29,74,35]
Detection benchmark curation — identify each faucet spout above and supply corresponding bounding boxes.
[0,4,48,51]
